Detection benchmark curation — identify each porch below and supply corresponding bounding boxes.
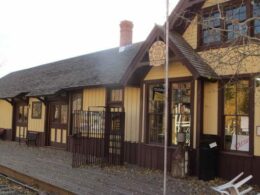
[0,140,229,194]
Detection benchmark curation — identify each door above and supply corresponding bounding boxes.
[15,103,28,141]
[49,102,68,148]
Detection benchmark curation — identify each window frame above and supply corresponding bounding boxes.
[107,87,124,108]
[31,101,42,119]
[144,78,194,147]
[220,77,254,154]
[198,0,258,49]
[72,92,83,112]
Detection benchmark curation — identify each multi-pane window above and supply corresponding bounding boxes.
[147,82,192,145]
[171,82,191,146]
[200,1,260,45]
[225,4,247,40]
[72,93,82,112]
[253,2,260,35]
[17,105,28,123]
[110,89,123,102]
[202,12,221,44]
[148,84,165,144]
[61,105,68,124]
[224,80,250,152]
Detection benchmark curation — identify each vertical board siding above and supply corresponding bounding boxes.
[144,62,191,81]
[83,88,106,110]
[255,84,260,156]
[124,87,140,142]
[28,98,46,132]
[203,82,218,135]
[0,100,13,129]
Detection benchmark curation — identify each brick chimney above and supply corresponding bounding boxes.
[120,20,133,47]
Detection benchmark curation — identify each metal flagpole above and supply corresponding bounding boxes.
[163,0,169,194]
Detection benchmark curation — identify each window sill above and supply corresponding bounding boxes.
[220,150,253,158]
[144,143,178,149]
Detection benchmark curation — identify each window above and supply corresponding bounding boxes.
[253,1,260,35]
[225,4,247,40]
[148,84,165,144]
[199,0,260,46]
[72,93,82,112]
[53,105,60,122]
[31,102,42,119]
[17,105,28,123]
[223,80,250,152]
[146,81,192,145]
[171,82,191,146]
[110,89,123,102]
[61,105,68,124]
[202,12,221,44]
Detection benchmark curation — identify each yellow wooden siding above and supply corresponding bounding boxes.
[124,87,140,142]
[203,82,218,135]
[0,100,13,129]
[51,128,55,142]
[28,98,46,132]
[83,88,106,110]
[255,84,260,156]
[202,0,230,8]
[183,16,198,49]
[144,62,192,81]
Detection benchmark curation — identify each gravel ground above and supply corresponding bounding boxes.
[0,140,259,195]
[0,175,37,195]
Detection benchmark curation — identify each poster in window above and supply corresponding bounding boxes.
[231,134,249,152]
[32,102,42,119]
[153,87,164,101]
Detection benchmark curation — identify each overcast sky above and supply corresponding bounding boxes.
[0,0,178,78]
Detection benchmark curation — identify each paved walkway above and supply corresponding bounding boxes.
[0,141,258,195]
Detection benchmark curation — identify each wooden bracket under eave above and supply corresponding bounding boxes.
[3,98,13,106]
[36,97,47,106]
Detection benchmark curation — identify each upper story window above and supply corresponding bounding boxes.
[199,0,260,47]
[253,2,260,35]
[202,12,221,44]
[225,4,247,40]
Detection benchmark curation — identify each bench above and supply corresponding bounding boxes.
[0,129,6,140]
[26,132,39,146]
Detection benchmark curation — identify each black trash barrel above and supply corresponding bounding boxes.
[198,139,218,181]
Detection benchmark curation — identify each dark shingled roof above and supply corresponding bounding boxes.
[0,42,143,98]
[169,31,218,79]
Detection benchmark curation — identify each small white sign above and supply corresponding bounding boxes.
[209,142,217,148]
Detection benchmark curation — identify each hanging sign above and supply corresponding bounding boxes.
[149,41,166,67]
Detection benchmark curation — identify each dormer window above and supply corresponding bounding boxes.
[253,2,260,35]
[225,4,247,40]
[202,12,221,44]
[199,0,260,49]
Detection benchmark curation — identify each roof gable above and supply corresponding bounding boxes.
[122,25,217,85]
[169,0,206,34]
